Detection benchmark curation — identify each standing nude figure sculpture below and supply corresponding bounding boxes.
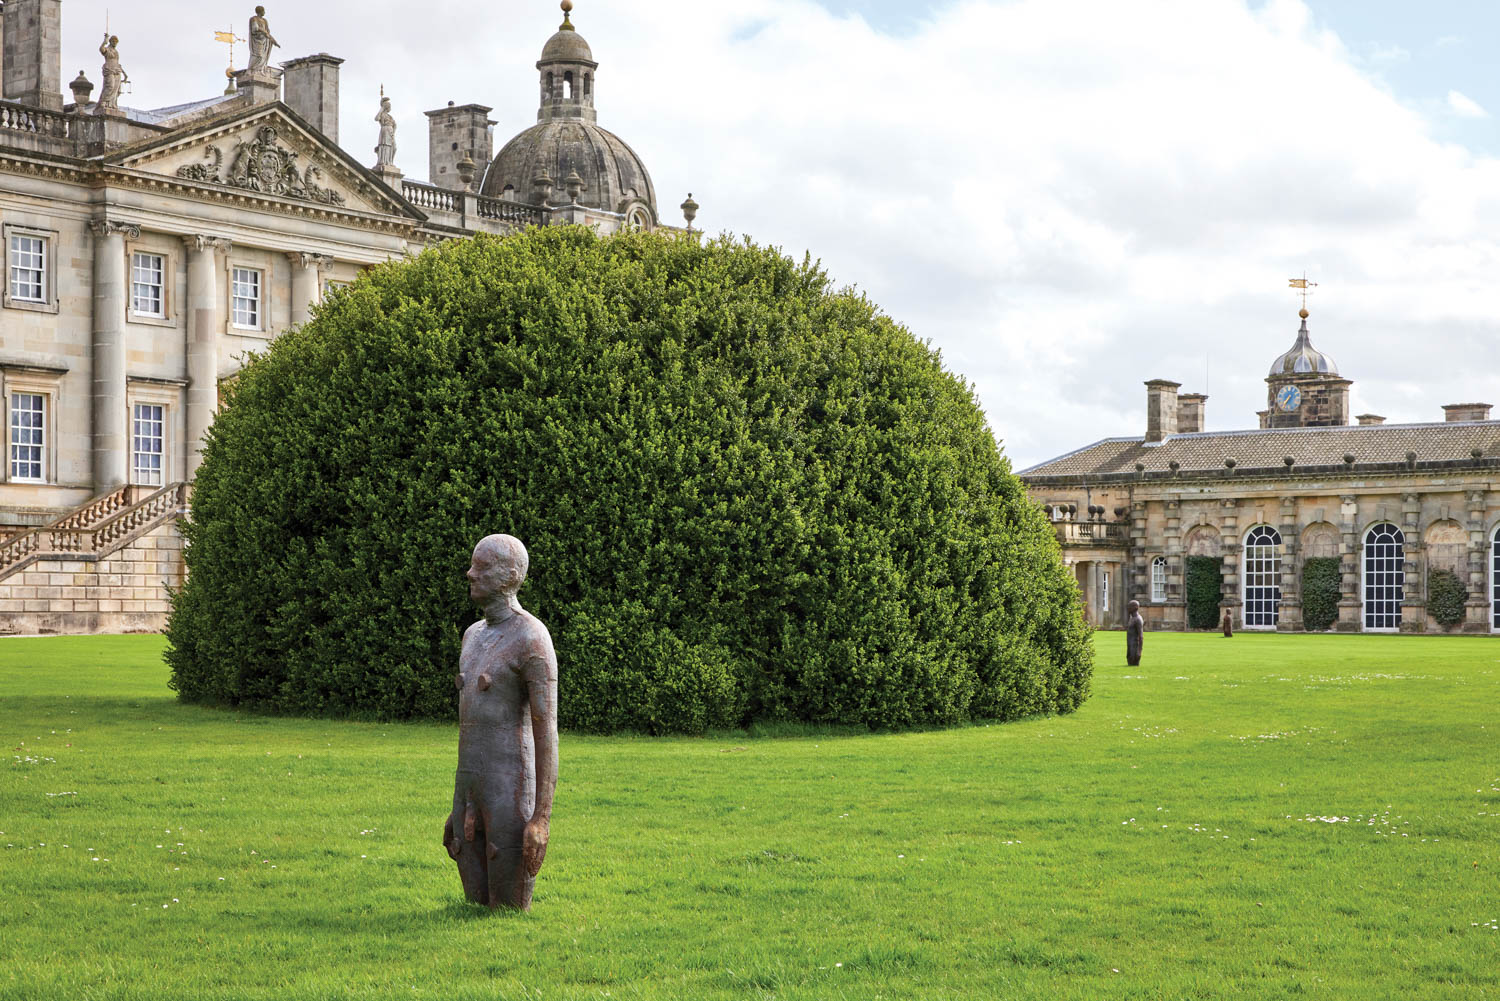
[444,534,558,910]
[1125,599,1144,667]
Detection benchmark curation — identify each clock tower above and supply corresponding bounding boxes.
[1262,308,1351,429]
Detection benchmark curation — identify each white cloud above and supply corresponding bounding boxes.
[55,0,1500,467]
[1447,89,1489,118]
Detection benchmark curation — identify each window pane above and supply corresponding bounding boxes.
[9,235,46,302]
[10,392,45,480]
[232,268,261,327]
[131,252,165,316]
[132,403,165,486]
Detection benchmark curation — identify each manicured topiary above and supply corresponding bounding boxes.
[1300,557,1343,632]
[1428,568,1468,628]
[1184,556,1224,630]
[166,227,1092,733]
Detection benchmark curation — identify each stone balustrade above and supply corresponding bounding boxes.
[400,180,548,233]
[0,100,77,155]
[1056,521,1128,547]
[0,482,188,580]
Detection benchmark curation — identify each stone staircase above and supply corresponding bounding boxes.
[0,483,190,582]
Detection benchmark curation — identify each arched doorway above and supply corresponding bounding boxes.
[1363,523,1404,631]
[1242,525,1283,628]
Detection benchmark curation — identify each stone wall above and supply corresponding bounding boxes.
[0,519,183,634]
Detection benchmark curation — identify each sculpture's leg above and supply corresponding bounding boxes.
[448,796,490,906]
[481,802,533,910]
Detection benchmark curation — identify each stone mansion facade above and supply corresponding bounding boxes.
[1021,309,1500,634]
[0,0,691,634]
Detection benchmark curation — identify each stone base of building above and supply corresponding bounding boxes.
[0,521,183,636]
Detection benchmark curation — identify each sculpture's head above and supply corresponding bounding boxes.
[1127,600,1140,614]
[468,534,529,603]
[256,6,267,16]
[109,35,119,45]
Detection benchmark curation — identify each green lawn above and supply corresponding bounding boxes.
[1,632,1497,1000]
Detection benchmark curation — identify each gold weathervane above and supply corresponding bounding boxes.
[216,27,245,75]
[1288,273,1318,315]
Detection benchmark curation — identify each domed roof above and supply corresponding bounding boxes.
[539,27,594,65]
[481,118,657,219]
[1269,311,1339,377]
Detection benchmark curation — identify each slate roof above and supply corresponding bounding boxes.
[1019,420,1500,481]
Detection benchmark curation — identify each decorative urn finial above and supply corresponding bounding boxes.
[560,0,575,30]
[680,192,699,230]
[563,167,585,203]
[533,166,555,206]
[70,70,94,108]
[457,151,478,191]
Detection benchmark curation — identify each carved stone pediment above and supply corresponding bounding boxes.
[111,109,416,219]
[170,125,345,205]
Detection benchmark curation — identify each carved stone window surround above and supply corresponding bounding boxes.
[125,235,180,329]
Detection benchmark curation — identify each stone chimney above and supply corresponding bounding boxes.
[281,54,343,142]
[1176,393,1207,434]
[1145,380,1180,443]
[1356,414,1386,426]
[1442,403,1492,423]
[2,0,62,112]
[425,102,496,192]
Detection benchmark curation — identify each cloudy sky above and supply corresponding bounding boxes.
[53,0,1500,468]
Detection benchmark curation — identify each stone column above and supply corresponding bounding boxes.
[1465,489,1489,632]
[287,252,334,328]
[1085,561,1100,628]
[1219,498,1240,629]
[90,220,139,490]
[184,235,231,481]
[1277,495,1303,631]
[1401,492,1424,632]
[1336,494,1361,631]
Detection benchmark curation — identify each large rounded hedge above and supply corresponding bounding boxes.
[166,227,1091,732]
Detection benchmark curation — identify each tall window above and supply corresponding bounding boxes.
[1100,570,1110,614]
[9,392,45,481]
[231,268,261,328]
[1492,525,1500,632]
[1151,556,1167,602]
[132,404,164,486]
[131,252,165,317]
[1363,523,1404,631]
[1243,526,1283,628]
[9,234,45,302]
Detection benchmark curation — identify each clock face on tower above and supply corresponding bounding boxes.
[1276,385,1303,412]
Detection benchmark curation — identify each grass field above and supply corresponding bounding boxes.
[1,632,1497,1000]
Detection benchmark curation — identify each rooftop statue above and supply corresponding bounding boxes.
[96,34,127,114]
[247,6,279,72]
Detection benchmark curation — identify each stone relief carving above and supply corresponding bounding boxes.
[174,126,346,206]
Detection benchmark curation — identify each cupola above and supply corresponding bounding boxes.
[537,0,598,125]
[1268,309,1339,377]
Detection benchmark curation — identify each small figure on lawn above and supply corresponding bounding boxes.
[444,534,558,911]
[1125,599,1144,667]
[1222,608,1234,637]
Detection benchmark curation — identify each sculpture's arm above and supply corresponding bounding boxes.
[521,646,558,877]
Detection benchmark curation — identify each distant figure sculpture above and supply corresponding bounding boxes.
[97,34,127,113]
[1222,608,1234,637]
[444,535,558,910]
[374,93,397,169]
[1125,600,1144,666]
[247,6,279,72]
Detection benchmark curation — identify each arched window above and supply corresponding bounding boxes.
[1151,556,1167,603]
[545,72,554,101]
[1492,525,1500,631]
[1363,523,1404,631]
[563,71,574,99]
[1242,526,1282,628]
[584,73,592,97]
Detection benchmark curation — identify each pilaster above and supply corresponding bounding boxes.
[1464,489,1489,632]
[1276,495,1302,630]
[1336,494,1360,631]
[1218,498,1240,628]
[1400,492,1425,632]
[287,252,334,328]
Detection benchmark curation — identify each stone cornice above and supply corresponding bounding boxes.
[1023,460,1499,490]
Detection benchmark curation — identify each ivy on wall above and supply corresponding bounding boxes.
[1428,568,1468,628]
[1184,556,1223,629]
[1300,557,1343,632]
